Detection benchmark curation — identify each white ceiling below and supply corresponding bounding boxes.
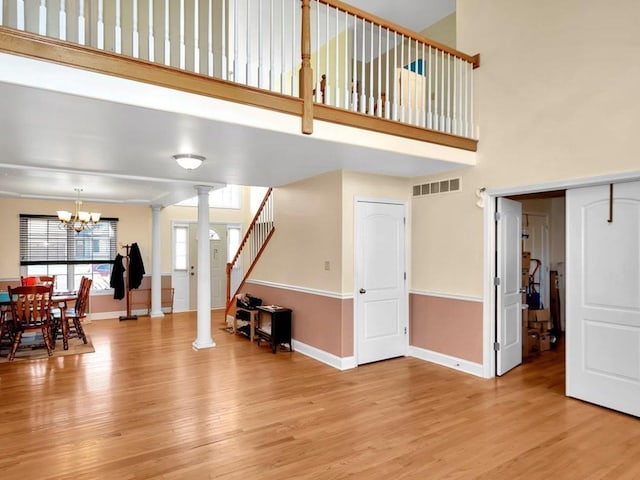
[0,0,460,207]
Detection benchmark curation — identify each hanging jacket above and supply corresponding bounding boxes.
[110,253,126,300]
[128,242,145,289]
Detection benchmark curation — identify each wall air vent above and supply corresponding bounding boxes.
[412,177,462,198]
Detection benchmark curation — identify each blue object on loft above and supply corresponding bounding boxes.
[404,59,425,75]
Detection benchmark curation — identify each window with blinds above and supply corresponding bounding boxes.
[19,215,118,291]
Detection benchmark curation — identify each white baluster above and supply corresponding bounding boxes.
[148,0,155,62]
[359,17,365,113]
[324,2,330,105]
[164,0,170,65]
[399,34,404,123]
[440,48,445,131]
[334,7,339,107]
[470,61,475,138]
[343,9,349,109]
[351,14,357,111]
[446,52,451,133]
[391,31,397,121]
[232,0,238,82]
[421,42,426,127]
[245,0,250,85]
[193,0,199,73]
[414,40,419,126]
[408,37,413,125]
[221,0,227,80]
[132,0,139,58]
[375,24,381,117]
[78,0,85,45]
[257,0,263,86]
[17,0,25,30]
[290,0,295,95]
[368,20,374,115]
[280,0,285,94]
[59,0,66,40]
[115,0,122,53]
[179,0,185,69]
[38,0,47,36]
[0,0,4,26]
[427,45,432,129]
[208,0,213,76]
[315,0,320,102]
[384,28,390,119]
[452,56,458,135]
[433,48,438,130]
[269,0,274,91]
[97,0,104,49]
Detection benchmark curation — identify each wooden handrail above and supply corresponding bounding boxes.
[227,188,273,270]
[315,0,480,68]
[225,227,276,315]
[225,187,276,317]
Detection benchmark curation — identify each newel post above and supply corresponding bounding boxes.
[299,0,313,134]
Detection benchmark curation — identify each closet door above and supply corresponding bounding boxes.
[566,181,640,417]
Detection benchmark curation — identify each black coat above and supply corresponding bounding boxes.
[128,242,145,290]
[110,254,126,300]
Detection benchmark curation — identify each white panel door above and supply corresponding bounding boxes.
[567,181,640,417]
[496,197,523,375]
[355,201,407,365]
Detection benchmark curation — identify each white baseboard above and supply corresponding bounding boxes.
[292,339,356,371]
[409,346,484,377]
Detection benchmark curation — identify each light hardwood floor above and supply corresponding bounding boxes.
[0,312,638,479]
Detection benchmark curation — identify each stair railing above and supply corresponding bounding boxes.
[225,187,275,317]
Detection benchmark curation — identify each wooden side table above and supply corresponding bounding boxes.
[256,306,293,353]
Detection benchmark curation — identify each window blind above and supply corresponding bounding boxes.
[19,215,119,266]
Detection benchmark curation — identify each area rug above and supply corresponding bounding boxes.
[0,334,95,363]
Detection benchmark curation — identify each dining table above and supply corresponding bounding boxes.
[0,290,78,353]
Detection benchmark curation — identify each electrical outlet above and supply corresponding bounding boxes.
[324,261,330,271]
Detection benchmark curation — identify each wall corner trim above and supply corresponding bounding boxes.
[292,339,356,370]
[409,346,485,378]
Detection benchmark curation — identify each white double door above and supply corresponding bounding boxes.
[566,181,640,417]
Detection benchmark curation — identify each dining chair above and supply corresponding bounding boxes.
[20,276,38,286]
[6,284,55,361]
[59,276,92,350]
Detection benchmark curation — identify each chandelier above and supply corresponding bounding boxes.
[56,188,101,232]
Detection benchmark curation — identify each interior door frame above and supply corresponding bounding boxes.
[353,196,409,366]
[482,170,640,379]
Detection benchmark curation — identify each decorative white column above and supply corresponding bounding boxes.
[193,185,215,349]
[150,205,164,318]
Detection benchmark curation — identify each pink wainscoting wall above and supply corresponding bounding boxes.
[1,275,172,318]
[410,293,483,363]
[244,282,353,358]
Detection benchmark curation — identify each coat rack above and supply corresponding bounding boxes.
[119,244,138,321]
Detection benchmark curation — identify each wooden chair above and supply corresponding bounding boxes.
[59,277,91,350]
[7,284,55,361]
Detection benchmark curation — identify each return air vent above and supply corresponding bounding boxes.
[412,177,462,197]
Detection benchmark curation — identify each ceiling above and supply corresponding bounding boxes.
[0,0,458,207]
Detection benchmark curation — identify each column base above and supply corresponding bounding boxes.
[192,338,216,350]
[150,311,165,318]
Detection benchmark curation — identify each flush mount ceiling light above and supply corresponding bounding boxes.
[173,154,205,170]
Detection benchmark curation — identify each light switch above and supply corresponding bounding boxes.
[324,261,330,271]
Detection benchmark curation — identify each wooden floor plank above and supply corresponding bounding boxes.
[0,311,638,479]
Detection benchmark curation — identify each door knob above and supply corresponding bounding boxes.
[359,288,366,294]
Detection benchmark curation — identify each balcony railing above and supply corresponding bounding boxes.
[0,0,479,149]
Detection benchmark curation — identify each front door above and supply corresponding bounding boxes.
[496,197,523,375]
[355,200,407,365]
[566,181,640,417]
